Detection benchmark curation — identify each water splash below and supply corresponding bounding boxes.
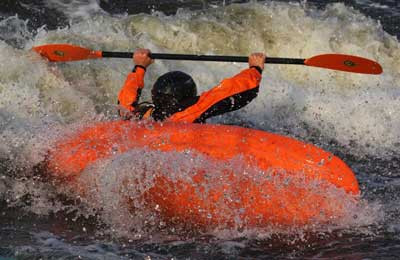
[58,148,380,240]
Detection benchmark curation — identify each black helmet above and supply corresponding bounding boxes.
[152,71,197,108]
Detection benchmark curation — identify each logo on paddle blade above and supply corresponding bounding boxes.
[344,60,356,67]
[53,50,65,57]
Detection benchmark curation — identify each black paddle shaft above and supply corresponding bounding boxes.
[101,51,305,65]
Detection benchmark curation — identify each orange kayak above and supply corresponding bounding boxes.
[46,120,359,228]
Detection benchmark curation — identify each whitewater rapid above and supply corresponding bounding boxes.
[0,1,398,239]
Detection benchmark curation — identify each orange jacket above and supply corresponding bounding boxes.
[118,66,262,123]
[118,66,146,113]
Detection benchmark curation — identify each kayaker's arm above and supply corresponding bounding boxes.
[169,53,265,123]
[117,49,153,119]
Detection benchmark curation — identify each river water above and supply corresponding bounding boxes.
[0,0,399,259]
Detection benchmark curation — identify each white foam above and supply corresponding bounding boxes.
[44,0,106,22]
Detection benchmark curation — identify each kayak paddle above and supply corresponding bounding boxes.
[33,44,383,75]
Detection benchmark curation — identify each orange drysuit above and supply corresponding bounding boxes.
[118,66,262,123]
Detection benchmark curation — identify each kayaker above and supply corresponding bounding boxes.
[118,49,265,123]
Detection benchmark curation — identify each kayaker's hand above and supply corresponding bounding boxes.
[249,52,266,71]
[133,48,154,68]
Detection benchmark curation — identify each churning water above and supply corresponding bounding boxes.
[0,0,399,259]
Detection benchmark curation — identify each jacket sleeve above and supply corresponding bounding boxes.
[117,66,146,113]
[169,67,262,123]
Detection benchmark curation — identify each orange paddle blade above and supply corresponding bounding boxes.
[33,44,102,62]
[305,54,382,74]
